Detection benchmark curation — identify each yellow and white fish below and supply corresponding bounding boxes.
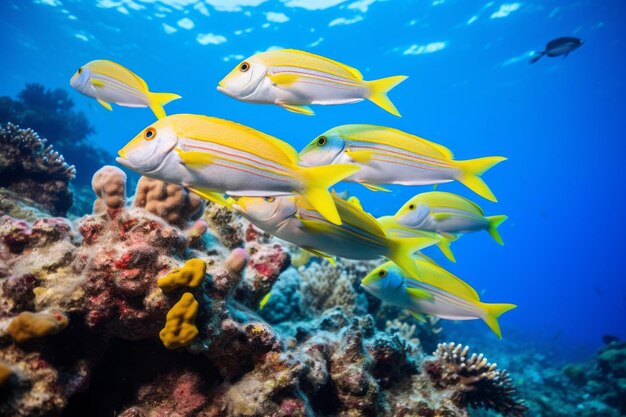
[218,49,407,116]
[361,256,516,338]
[376,215,456,262]
[231,194,440,279]
[394,191,508,244]
[299,124,506,202]
[70,60,181,119]
[116,114,359,225]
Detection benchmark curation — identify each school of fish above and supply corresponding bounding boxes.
[70,48,515,338]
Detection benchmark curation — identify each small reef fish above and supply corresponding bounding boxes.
[530,37,584,64]
[231,194,441,279]
[361,256,517,338]
[376,215,456,262]
[218,49,407,116]
[393,191,507,244]
[70,60,181,119]
[116,114,359,225]
[299,124,506,202]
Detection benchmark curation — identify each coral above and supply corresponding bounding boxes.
[425,342,527,416]
[0,360,11,388]
[0,83,110,189]
[0,123,75,216]
[132,176,205,228]
[384,310,443,354]
[203,202,245,249]
[159,292,199,349]
[299,258,373,317]
[7,311,68,343]
[158,258,206,292]
[92,165,126,214]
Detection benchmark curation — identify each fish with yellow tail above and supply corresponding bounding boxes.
[218,49,407,116]
[299,124,506,202]
[70,60,181,119]
[361,256,516,338]
[116,114,359,225]
[393,191,508,244]
[376,215,456,262]
[231,194,440,279]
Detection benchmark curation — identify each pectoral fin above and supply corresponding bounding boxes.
[92,79,106,88]
[278,103,314,115]
[268,73,300,87]
[177,150,214,168]
[303,247,336,266]
[408,311,427,323]
[360,182,391,192]
[406,287,434,300]
[346,149,374,163]
[187,186,231,208]
[259,292,271,310]
[97,99,112,111]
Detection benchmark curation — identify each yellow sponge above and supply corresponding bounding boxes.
[0,361,12,388]
[159,292,199,349]
[158,258,206,292]
[7,311,68,343]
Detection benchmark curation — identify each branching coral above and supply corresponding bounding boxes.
[7,311,69,343]
[425,342,527,416]
[0,123,75,216]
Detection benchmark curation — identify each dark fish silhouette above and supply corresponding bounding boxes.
[530,37,584,63]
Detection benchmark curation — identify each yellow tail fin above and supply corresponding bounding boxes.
[481,302,516,339]
[455,156,507,202]
[486,215,507,245]
[366,75,408,117]
[148,91,182,120]
[387,235,441,280]
[297,164,360,225]
[437,238,456,262]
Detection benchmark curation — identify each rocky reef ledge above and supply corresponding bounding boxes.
[0,159,526,414]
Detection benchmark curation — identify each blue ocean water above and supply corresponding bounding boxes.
[1,0,624,355]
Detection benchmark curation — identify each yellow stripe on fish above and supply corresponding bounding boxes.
[299,124,506,202]
[116,114,359,225]
[232,194,441,280]
[70,59,181,119]
[218,49,407,116]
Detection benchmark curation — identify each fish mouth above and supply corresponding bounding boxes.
[115,156,134,170]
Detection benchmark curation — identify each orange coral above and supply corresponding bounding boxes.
[92,166,127,213]
[158,259,206,292]
[133,177,204,227]
[7,311,68,343]
[159,293,199,349]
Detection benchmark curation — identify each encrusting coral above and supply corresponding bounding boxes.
[424,342,527,416]
[0,123,76,216]
[7,311,68,343]
[159,292,200,349]
[158,258,206,292]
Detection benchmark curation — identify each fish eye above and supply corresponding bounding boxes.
[78,67,83,74]
[240,62,250,72]
[317,136,327,146]
[408,204,416,210]
[264,197,276,203]
[144,127,157,141]
[378,269,387,278]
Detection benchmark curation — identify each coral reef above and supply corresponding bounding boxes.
[425,342,527,417]
[0,123,75,216]
[0,84,110,193]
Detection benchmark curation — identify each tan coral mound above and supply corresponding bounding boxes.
[7,311,69,343]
